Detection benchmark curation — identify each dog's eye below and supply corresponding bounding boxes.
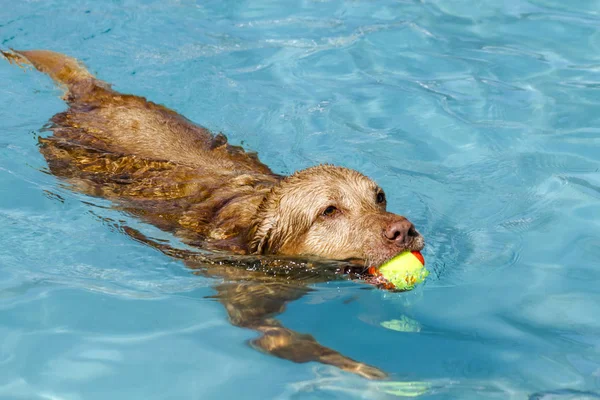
[322,206,338,217]
[376,192,386,204]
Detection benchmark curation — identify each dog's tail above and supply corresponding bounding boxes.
[2,49,101,99]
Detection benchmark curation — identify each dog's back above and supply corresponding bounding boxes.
[3,49,280,250]
[4,49,273,175]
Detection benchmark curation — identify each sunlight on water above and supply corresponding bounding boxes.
[1,0,600,398]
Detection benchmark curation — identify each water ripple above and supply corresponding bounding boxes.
[2,0,600,398]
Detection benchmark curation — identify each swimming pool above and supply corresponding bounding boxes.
[1,0,600,398]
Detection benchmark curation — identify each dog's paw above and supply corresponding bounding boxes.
[350,362,388,380]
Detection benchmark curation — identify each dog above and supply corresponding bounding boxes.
[3,49,424,379]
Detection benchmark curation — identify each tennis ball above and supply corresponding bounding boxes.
[377,251,428,291]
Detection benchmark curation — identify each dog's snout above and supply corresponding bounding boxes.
[408,224,419,237]
[384,219,415,245]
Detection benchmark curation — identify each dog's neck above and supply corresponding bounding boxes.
[181,172,281,254]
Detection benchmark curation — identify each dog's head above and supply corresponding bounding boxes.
[248,165,424,266]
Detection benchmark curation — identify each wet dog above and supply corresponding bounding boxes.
[3,49,424,379]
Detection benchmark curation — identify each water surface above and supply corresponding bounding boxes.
[1,0,600,398]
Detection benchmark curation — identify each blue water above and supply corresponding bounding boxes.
[1,0,600,398]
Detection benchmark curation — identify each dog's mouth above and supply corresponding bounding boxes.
[407,234,425,252]
[371,234,426,268]
[360,236,427,291]
[342,235,425,270]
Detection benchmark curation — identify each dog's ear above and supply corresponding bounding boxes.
[249,217,276,254]
[248,181,313,255]
[248,189,281,254]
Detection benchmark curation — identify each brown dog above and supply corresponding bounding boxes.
[3,49,424,379]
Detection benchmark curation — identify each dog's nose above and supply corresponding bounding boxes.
[384,219,416,245]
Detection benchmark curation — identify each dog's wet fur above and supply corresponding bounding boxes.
[3,49,424,379]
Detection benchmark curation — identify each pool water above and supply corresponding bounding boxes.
[1,0,600,398]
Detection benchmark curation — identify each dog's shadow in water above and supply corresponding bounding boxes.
[100,220,392,380]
